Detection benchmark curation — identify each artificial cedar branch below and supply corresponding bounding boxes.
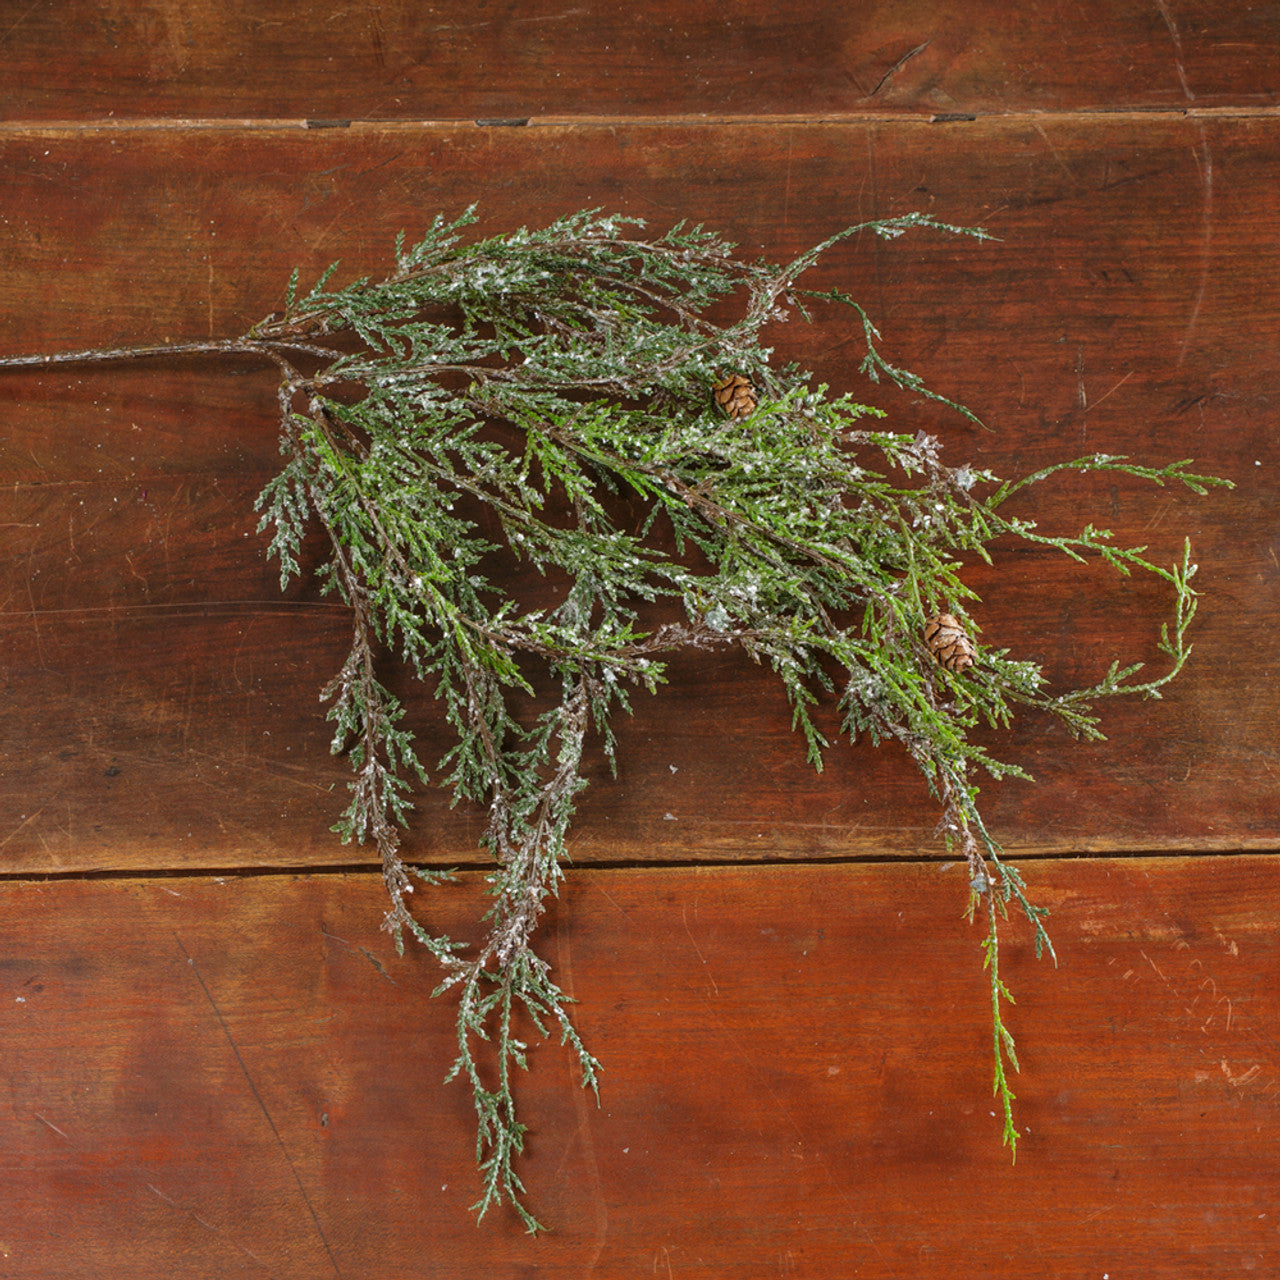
[0,206,1230,1230]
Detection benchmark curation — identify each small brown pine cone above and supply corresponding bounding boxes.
[924,613,976,673]
[713,374,757,420]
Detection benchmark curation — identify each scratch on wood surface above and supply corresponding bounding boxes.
[368,2,386,71]
[1140,947,1186,1007]
[123,550,148,588]
[33,1112,68,1139]
[869,41,931,97]
[65,509,79,563]
[1142,496,1174,531]
[0,1,40,43]
[176,935,345,1277]
[682,902,719,997]
[1083,369,1134,415]
[0,805,47,855]
[556,928,608,1273]
[591,881,633,924]
[24,576,45,669]
[864,129,878,224]
[431,7,585,32]
[319,923,398,985]
[1033,121,1076,181]
[1215,931,1241,958]
[356,945,396,984]
[1155,0,1194,101]
[146,1182,267,1263]
[1135,938,1280,1107]
[512,7,589,24]
[782,134,793,232]
[1221,1059,1261,1090]
[178,666,197,749]
[1198,975,1234,1032]
[1180,126,1214,365]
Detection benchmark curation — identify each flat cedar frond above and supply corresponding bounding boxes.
[0,207,1231,1232]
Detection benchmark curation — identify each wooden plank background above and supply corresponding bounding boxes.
[1,4,1278,1276]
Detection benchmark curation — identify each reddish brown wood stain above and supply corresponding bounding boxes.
[0,861,1278,1277]
[1,8,1278,1277]
[2,2,1277,119]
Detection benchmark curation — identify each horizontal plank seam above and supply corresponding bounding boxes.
[0,601,351,622]
[2,105,1280,135]
[1,847,1275,887]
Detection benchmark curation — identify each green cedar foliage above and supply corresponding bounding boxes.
[3,208,1230,1231]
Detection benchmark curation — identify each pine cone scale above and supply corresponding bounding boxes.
[924,613,976,673]
[713,373,757,420]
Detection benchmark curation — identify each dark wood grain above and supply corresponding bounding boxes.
[4,4,1278,1272]
[1,118,1271,872]
[2,2,1278,120]
[0,856,1276,1277]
